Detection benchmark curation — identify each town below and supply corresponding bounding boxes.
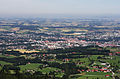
[0,17,120,79]
[0,18,120,50]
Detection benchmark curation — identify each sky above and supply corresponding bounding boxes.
[0,0,120,17]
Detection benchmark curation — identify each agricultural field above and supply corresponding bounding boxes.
[0,61,12,65]
[77,76,112,79]
[0,54,16,58]
[39,67,61,74]
[7,49,39,53]
[19,63,43,71]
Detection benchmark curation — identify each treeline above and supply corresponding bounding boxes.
[48,46,110,55]
[1,46,110,56]
[56,54,86,59]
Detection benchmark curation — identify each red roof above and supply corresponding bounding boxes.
[72,52,76,54]
[109,53,113,56]
[82,70,84,71]
[95,69,98,71]
[116,52,120,54]
[100,69,104,71]
[105,75,110,77]
[91,69,94,72]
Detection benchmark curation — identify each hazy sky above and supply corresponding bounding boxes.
[0,0,120,16]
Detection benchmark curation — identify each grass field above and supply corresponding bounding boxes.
[100,56,120,67]
[90,55,103,60]
[70,72,112,79]
[39,67,61,74]
[73,57,91,66]
[48,60,63,64]
[19,63,43,71]
[0,66,2,70]
[77,76,112,79]
[19,63,64,77]
[38,67,64,77]
[55,72,64,77]
[0,55,16,58]
[86,72,112,75]
[0,61,12,65]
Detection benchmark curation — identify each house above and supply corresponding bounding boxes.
[82,70,84,71]
[101,63,106,65]
[99,69,104,71]
[91,69,94,72]
[72,52,76,54]
[109,53,113,56]
[27,62,31,64]
[95,69,98,72]
[105,75,110,77]
[116,52,120,54]
[86,69,91,72]
[93,66,98,68]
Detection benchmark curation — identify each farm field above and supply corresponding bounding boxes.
[19,63,43,71]
[0,61,12,65]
